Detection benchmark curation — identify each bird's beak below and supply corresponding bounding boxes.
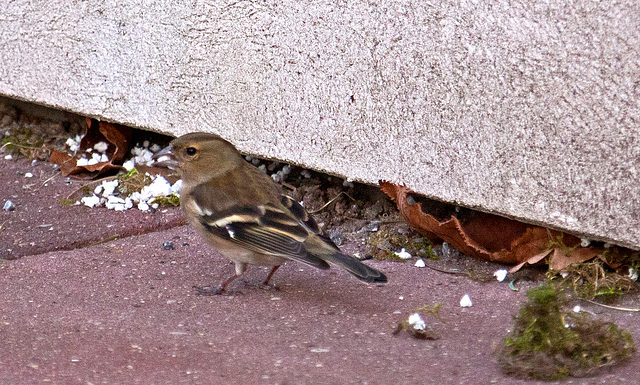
[152,145,178,169]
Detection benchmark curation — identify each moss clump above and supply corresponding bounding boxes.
[117,168,153,196]
[81,185,93,196]
[367,229,435,262]
[58,198,76,207]
[151,194,180,207]
[116,168,179,206]
[499,284,635,380]
[2,133,46,160]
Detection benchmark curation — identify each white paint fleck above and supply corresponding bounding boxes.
[407,313,426,330]
[395,248,412,259]
[460,294,472,307]
[493,269,508,282]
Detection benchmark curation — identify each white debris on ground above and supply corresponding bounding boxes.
[573,305,581,313]
[62,135,179,211]
[65,134,109,166]
[460,294,473,307]
[93,141,109,153]
[76,152,109,166]
[65,135,161,170]
[80,173,182,212]
[407,313,426,330]
[414,259,426,268]
[629,267,638,281]
[80,195,101,208]
[130,141,157,167]
[270,163,291,183]
[65,135,82,152]
[343,178,354,188]
[24,172,33,178]
[493,269,508,282]
[245,156,297,183]
[395,248,412,260]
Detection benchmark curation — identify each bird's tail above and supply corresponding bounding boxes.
[320,252,388,284]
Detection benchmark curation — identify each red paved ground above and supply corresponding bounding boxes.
[1,157,637,384]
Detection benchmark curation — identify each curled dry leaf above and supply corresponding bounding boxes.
[49,118,131,179]
[379,181,609,271]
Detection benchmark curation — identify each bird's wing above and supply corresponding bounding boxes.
[196,200,330,270]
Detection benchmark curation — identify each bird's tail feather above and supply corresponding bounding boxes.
[320,252,388,284]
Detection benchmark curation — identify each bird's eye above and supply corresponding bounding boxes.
[185,147,197,156]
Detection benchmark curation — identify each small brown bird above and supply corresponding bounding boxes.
[153,132,387,294]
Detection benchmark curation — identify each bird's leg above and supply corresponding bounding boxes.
[252,265,281,292]
[237,265,281,291]
[194,273,241,295]
[195,263,247,296]
[263,265,281,286]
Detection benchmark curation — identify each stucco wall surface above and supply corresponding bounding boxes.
[0,1,638,248]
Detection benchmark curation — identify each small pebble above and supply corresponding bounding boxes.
[24,172,33,178]
[3,200,16,211]
[4,154,12,160]
[414,259,426,268]
[163,241,175,250]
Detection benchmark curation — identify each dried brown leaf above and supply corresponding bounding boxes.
[49,119,132,179]
[380,181,603,268]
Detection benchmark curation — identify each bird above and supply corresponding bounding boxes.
[153,132,387,294]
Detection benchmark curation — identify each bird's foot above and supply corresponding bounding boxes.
[258,283,280,292]
[193,285,243,296]
[239,280,279,292]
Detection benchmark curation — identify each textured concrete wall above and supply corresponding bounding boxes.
[1,1,638,249]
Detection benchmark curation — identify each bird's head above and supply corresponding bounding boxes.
[153,132,243,183]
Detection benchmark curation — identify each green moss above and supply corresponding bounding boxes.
[117,168,180,207]
[58,198,76,207]
[117,168,153,196]
[1,132,44,159]
[412,303,444,323]
[499,284,635,380]
[151,194,180,207]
